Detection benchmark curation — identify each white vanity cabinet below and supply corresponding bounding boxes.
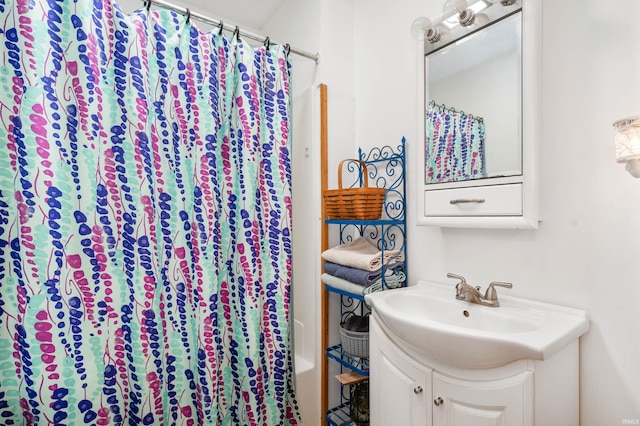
[370,314,580,426]
[432,370,533,426]
[370,316,431,426]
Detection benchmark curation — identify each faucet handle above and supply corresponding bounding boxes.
[484,281,513,301]
[447,273,467,285]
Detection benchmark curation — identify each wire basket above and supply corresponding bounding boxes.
[339,325,369,358]
[324,159,386,220]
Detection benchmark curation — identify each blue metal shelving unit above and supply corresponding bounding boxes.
[325,344,369,376]
[324,138,407,426]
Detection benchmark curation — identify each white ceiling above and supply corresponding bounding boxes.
[168,0,286,31]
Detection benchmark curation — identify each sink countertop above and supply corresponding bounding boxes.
[365,280,590,369]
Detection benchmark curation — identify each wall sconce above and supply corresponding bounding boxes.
[614,116,640,177]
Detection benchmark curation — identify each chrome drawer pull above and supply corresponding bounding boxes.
[413,386,423,394]
[449,198,486,205]
[434,397,444,406]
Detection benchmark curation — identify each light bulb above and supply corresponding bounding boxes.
[442,0,468,16]
[411,16,433,40]
[473,12,490,27]
[626,159,640,178]
[425,25,451,44]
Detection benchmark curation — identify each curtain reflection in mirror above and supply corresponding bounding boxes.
[425,101,487,184]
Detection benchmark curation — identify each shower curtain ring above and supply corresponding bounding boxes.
[185,8,191,24]
[264,37,270,50]
[144,0,151,11]
[218,21,224,35]
[233,26,241,41]
[285,44,291,56]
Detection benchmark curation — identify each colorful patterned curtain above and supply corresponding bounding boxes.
[425,101,487,184]
[0,0,299,424]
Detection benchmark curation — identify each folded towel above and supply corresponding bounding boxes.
[322,273,367,295]
[321,271,406,296]
[321,237,404,271]
[323,261,404,286]
[365,271,406,293]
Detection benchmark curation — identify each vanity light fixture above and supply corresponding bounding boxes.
[412,0,518,46]
[613,115,640,177]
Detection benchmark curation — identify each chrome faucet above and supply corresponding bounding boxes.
[447,273,513,308]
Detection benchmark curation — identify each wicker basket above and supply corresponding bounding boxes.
[323,159,386,220]
[339,324,370,358]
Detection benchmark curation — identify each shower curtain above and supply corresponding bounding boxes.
[425,101,487,184]
[0,0,299,424]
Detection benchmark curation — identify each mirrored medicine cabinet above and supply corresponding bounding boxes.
[415,0,541,229]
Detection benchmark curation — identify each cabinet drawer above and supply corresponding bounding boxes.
[424,184,522,217]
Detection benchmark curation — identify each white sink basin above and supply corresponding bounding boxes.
[365,280,589,369]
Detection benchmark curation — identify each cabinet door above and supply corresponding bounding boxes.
[370,318,431,426]
[432,370,533,426]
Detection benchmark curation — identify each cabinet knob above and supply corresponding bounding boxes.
[413,386,423,394]
[434,397,444,406]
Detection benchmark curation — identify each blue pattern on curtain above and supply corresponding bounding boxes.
[0,0,299,424]
[425,101,487,184]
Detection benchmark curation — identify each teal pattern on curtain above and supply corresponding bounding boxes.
[425,101,487,184]
[0,0,299,424]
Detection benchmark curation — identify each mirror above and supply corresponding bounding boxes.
[424,6,522,185]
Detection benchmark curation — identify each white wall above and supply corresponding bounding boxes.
[352,0,640,424]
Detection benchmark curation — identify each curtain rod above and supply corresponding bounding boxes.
[142,0,319,63]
